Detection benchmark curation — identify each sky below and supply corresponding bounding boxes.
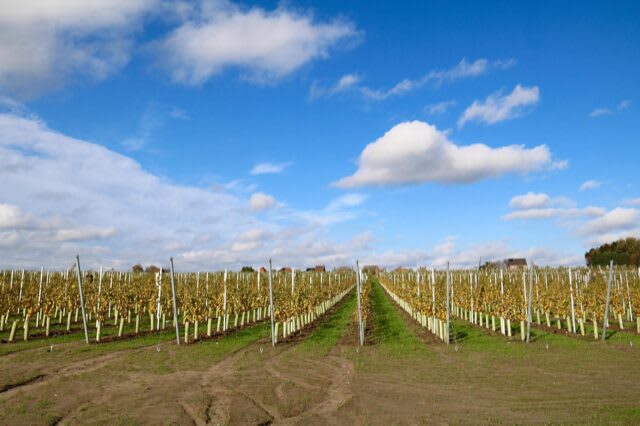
[0,0,639,270]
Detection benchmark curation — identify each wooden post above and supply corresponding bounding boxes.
[223,269,228,331]
[445,261,450,344]
[431,268,436,333]
[527,261,534,343]
[602,260,613,341]
[569,269,576,333]
[268,259,276,347]
[156,271,162,325]
[75,256,90,344]
[356,260,364,346]
[37,267,44,308]
[169,257,180,345]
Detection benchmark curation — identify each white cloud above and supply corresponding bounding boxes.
[326,193,367,211]
[618,99,631,111]
[309,73,361,99]
[122,102,189,151]
[0,111,376,270]
[0,0,156,98]
[589,108,612,118]
[0,204,29,228]
[589,100,631,118]
[623,198,640,207]
[360,58,515,101]
[361,236,583,269]
[249,192,277,211]
[425,100,456,115]
[288,194,366,227]
[231,240,261,252]
[154,2,358,85]
[311,58,515,102]
[579,180,601,191]
[55,227,116,242]
[587,231,640,247]
[334,121,560,188]
[509,192,550,209]
[250,161,292,175]
[580,208,639,235]
[503,207,606,221]
[504,192,606,221]
[458,84,540,127]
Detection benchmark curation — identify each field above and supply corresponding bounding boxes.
[1,270,640,425]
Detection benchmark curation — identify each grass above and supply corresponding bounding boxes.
[119,321,271,374]
[297,289,357,354]
[368,278,425,354]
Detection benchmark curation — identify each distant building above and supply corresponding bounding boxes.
[279,267,292,273]
[334,266,353,273]
[315,265,326,272]
[481,258,528,271]
[505,258,527,270]
[259,267,267,273]
[363,265,381,275]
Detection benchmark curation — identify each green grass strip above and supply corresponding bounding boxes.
[298,289,357,354]
[369,279,424,353]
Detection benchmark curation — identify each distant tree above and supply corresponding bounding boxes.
[240,266,255,272]
[132,264,144,273]
[585,237,640,266]
[145,265,161,273]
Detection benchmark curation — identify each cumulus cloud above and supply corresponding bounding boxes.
[503,192,606,221]
[334,121,560,188]
[249,161,292,175]
[580,208,639,235]
[154,2,359,85]
[249,192,277,211]
[503,194,640,247]
[458,84,540,127]
[509,192,550,209]
[579,180,601,191]
[0,0,156,98]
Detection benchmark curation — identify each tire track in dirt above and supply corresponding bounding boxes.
[179,337,278,425]
[257,301,356,423]
[0,343,165,401]
[181,292,358,424]
[278,355,354,424]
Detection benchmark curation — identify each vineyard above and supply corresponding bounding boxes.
[0,259,357,345]
[3,258,639,348]
[379,263,640,343]
[2,260,640,423]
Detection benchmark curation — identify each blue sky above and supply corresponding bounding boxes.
[0,0,638,270]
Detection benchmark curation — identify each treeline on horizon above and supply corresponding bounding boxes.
[585,237,640,267]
